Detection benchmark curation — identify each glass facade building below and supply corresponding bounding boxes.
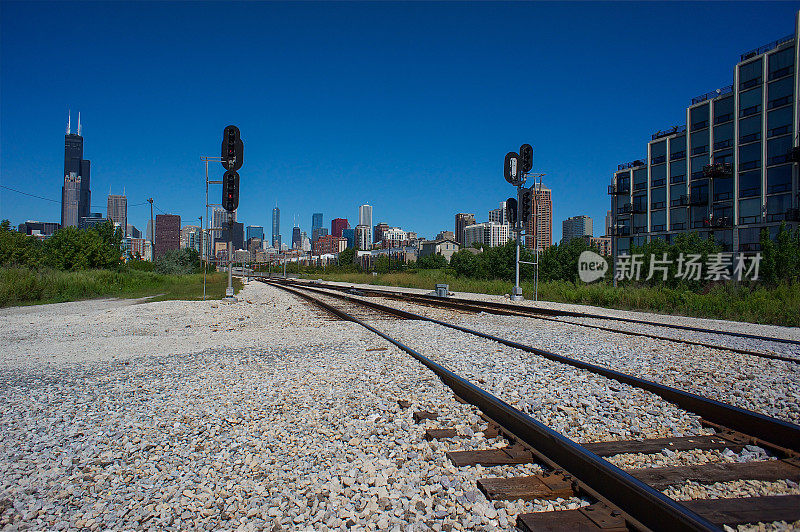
[610,15,799,256]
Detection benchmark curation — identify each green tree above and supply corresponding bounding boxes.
[375,255,390,274]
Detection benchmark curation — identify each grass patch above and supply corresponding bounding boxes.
[0,267,242,307]
[301,270,799,326]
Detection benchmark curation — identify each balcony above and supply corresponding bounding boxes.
[631,202,647,214]
[610,226,630,237]
[671,195,689,207]
[633,226,647,234]
[688,193,709,205]
[766,209,800,223]
[739,242,762,252]
[708,216,732,228]
[652,124,686,140]
[691,84,733,105]
[617,159,647,171]
[608,183,631,195]
[618,203,632,215]
[703,162,733,179]
[740,34,794,62]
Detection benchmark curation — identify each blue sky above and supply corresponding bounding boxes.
[1,2,796,243]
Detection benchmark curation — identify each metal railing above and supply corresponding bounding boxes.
[651,124,686,140]
[691,84,733,105]
[617,158,647,170]
[740,34,795,62]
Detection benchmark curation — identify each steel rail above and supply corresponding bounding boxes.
[282,277,800,347]
[270,280,800,453]
[264,280,721,532]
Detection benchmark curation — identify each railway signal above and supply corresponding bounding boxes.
[519,144,533,173]
[506,197,518,225]
[520,186,532,224]
[504,151,521,186]
[222,170,240,212]
[221,125,243,171]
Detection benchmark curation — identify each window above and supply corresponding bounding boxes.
[651,187,666,209]
[691,155,709,179]
[767,106,792,138]
[633,195,647,212]
[768,76,793,109]
[738,115,762,144]
[713,149,734,166]
[670,160,686,182]
[691,104,709,131]
[767,165,792,193]
[651,164,666,187]
[738,169,761,198]
[767,135,792,165]
[738,143,761,171]
[633,168,647,186]
[670,184,686,204]
[739,197,762,224]
[670,135,686,160]
[713,122,733,149]
[739,87,762,117]
[650,141,666,164]
[651,209,666,230]
[714,177,733,201]
[767,194,792,218]
[690,130,709,155]
[714,97,734,124]
[739,227,761,247]
[670,208,687,228]
[769,47,794,80]
[739,58,762,89]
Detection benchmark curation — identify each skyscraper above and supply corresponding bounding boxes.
[358,205,373,244]
[107,194,127,233]
[311,213,323,241]
[331,218,349,237]
[155,214,181,259]
[246,225,264,242]
[272,205,281,248]
[524,186,553,251]
[454,213,475,245]
[561,215,593,244]
[291,226,301,249]
[61,111,91,228]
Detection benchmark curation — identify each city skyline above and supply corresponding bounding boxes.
[1,3,796,244]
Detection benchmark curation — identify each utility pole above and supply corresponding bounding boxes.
[148,198,154,258]
[200,215,207,300]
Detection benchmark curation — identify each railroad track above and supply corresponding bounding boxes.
[259,279,800,532]
[269,276,799,363]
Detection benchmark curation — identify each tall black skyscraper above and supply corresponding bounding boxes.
[61,112,91,228]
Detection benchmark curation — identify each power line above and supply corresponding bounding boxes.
[0,184,149,208]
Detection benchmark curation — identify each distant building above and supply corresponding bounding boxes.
[488,201,508,225]
[436,230,455,241]
[358,205,373,243]
[124,238,152,261]
[61,112,91,228]
[374,222,389,244]
[524,186,553,251]
[146,220,154,243]
[562,215,593,244]
[454,213,475,245]
[342,227,355,248]
[584,235,612,256]
[272,205,281,248]
[313,234,347,255]
[355,224,370,250]
[291,226,301,249]
[107,195,127,231]
[464,222,510,248]
[248,238,263,256]
[381,227,407,248]
[246,225,264,242]
[331,217,349,237]
[419,239,460,262]
[127,224,141,239]
[311,213,323,242]
[312,227,328,243]
[301,233,311,252]
[18,221,60,238]
[181,225,200,249]
[155,214,181,258]
[79,212,106,230]
[604,210,613,237]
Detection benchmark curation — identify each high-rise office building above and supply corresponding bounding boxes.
[374,222,389,243]
[355,224,370,250]
[454,213,476,246]
[562,215,593,244]
[155,214,181,259]
[342,227,355,248]
[61,112,91,228]
[488,202,508,225]
[463,222,510,248]
[605,210,613,237]
[358,205,373,244]
[79,213,105,230]
[524,186,553,251]
[311,212,323,242]
[312,227,328,243]
[18,221,60,238]
[107,194,127,232]
[272,205,281,248]
[291,226,301,249]
[181,225,200,249]
[331,218,350,237]
[246,225,264,242]
[609,15,799,255]
[146,220,154,243]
